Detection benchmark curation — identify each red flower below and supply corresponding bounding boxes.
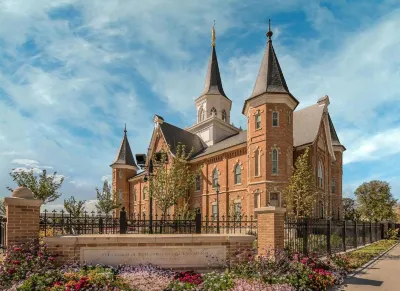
[13,247,21,251]
[12,260,20,265]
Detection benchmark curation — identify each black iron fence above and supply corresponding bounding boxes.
[40,207,257,237]
[0,216,6,252]
[284,218,386,257]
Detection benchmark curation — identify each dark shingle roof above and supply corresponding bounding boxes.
[293,104,324,147]
[200,45,229,99]
[193,130,247,158]
[159,122,206,156]
[110,130,137,168]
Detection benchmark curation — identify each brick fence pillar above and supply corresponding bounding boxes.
[4,186,43,247]
[255,206,286,256]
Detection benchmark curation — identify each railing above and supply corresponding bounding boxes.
[284,217,385,257]
[40,208,258,237]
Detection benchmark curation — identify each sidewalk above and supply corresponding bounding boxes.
[344,243,400,290]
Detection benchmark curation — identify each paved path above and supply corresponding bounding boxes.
[344,243,400,291]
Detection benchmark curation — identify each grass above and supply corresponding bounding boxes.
[347,239,398,270]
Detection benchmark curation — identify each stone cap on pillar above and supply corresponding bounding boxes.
[4,186,43,207]
[254,206,286,214]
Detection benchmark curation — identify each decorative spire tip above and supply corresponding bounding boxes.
[124,123,127,134]
[267,19,273,41]
[211,20,216,47]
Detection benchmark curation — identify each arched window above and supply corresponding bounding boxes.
[318,161,324,188]
[272,111,279,127]
[211,107,217,116]
[255,112,261,129]
[143,187,147,200]
[195,174,201,191]
[222,110,227,122]
[234,164,241,184]
[133,187,137,202]
[331,177,336,193]
[272,149,278,174]
[254,149,260,176]
[198,108,205,122]
[118,170,123,179]
[212,169,219,188]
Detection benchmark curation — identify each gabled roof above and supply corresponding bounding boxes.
[293,104,325,147]
[199,44,229,99]
[110,127,137,168]
[193,130,247,159]
[159,121,206,156]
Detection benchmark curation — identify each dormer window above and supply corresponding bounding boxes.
[211,107,217,117]
[198,108,205,122]
[222,110,227,122]
[272,111,279,127]
[255,113,261,130]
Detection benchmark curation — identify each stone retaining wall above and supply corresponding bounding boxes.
[44,234,255,270]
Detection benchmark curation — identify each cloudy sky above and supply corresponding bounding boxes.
[1,0,400,211]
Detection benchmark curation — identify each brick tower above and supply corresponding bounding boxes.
[242,21,299,214]
[110,125,138,216]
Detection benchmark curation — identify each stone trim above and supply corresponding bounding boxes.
[255,206,286,214]
[4,197,43,207]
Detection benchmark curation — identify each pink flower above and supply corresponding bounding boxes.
[13,247,21,251]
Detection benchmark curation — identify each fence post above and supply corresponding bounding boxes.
[369,221,373,243]
[303,218,309,256]
[354,220,358,248]
[327,219,332,255]
[363,222,366,245]
[381,223,384,239]
[195,211,201,234]
[99,217,104,234]
[342,220,346,252]
[120,207,127,234]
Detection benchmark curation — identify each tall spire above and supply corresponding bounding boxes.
[249,20,292,99]
[110,125,137,168]
[199,22,229,99]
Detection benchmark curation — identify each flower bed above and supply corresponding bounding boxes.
[0,238,396,291]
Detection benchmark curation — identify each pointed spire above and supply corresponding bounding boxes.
[110,125,137,169]
[249,20,292,98]
[200,22,229,99]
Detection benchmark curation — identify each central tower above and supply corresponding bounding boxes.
[187,24,240,145]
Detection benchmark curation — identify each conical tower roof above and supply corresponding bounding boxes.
[110,125,137,168]
[246,20,298,105]
[199,24,229,99]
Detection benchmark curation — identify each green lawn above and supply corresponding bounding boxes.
[347,239,398,270]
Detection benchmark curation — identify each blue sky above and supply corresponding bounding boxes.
[1,0,400,210]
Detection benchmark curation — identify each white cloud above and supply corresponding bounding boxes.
[11,159,39,167]
[41,199,99,213]
[12,167,43,174]
[101,175,112,182]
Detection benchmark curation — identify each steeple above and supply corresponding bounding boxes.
[110,125,138,169]
[199,22,228,99]
[249,20,294,99]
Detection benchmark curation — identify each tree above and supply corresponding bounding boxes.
[95,180,120,214]
[283,147,317,218]
[354,180,397,222]
[64,196,85,218]
[149,143,199,217]
[342,198,360,221]
[6,169,64,203]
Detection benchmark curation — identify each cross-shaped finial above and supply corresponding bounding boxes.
[267,19,273,41]
[124,123,127,134]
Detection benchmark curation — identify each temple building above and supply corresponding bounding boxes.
[110,23,345,220]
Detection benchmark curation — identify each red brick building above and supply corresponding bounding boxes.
[110,25,346,220]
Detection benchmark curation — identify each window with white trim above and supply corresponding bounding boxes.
[212,204,218,221]
[212,169,219,188]
[318,161,324,188]
[254,149,260,176]
[272,111,279,127]
[269,192,280,207]
[195,174,201,191]
[255,113,261,129]
[133,188,137,202]
[272,149,278,174]
[143,187,147,200]
[234,202,242,221]
[234,164,241,184]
